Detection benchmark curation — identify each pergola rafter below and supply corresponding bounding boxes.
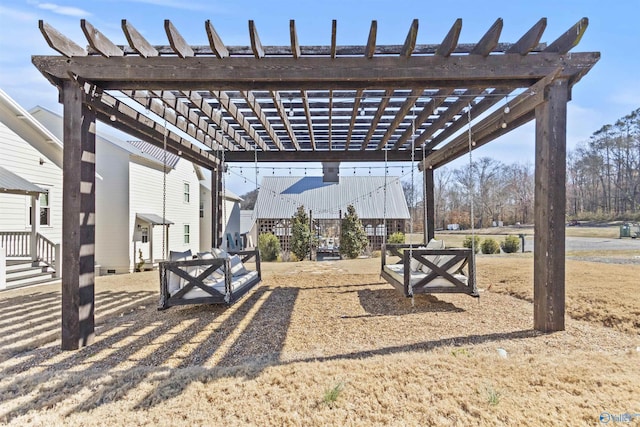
[32,16,599,349]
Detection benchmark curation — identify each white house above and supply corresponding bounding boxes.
[0,89,243,284]
[0,90,248,287]
[30,106,205,275]
[0,90,65,288]
[199,182,243,251]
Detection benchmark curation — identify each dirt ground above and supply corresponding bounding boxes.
[0,256,638,426]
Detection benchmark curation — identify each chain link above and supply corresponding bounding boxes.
[162,119,167,261]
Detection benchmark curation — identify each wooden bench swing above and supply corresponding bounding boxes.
[378,105,478,299]
[158,248,261,309]
[157,144,261,310]
[381,242,477,298]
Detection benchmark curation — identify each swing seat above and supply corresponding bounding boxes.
[381,241,478,298]
[158,249,261,310]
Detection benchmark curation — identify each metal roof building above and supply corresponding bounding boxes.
[255,176,409,220]
[254,176,409,251]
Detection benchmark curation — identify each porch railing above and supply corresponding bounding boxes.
[36,233,58,271]
[0,232,31,257]
[0,231,61,277]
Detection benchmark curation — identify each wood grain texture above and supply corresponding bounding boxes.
[81,19,123,57]
[122,20,158,57]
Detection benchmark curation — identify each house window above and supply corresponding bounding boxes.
[141,226,149,243]
[184,224,190,244]
[29,190,50,226]
[183,183,190,203]
[199,200,204,218]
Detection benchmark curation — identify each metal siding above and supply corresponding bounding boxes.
[0,166,46,194]
[128,140,180,168]
[255,176,410,220]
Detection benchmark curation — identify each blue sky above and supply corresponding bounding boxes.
[1,0,638,195]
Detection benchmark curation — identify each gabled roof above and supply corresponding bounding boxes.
[136,213,174,225]
[128,140,180,169]
[254,176,409,220]
[0,166,46,195]
[0,90,63,168]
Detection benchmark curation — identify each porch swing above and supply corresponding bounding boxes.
[158,136,261,310]
[380,103,478,298]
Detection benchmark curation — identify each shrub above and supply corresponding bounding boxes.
[501,235,520,253]
[481,238,500,254]
[290,205,312,261]
[388,232,405,244]
[339,205,368,259]
[462,235,481,254]
[258,233,280,262]
[371,250,381,258]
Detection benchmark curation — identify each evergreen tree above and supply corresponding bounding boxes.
[339,204,368,259]
[290,205,312,261]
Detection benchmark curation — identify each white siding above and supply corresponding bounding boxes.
[94,141,130,274]
[199,185,242,251]
[0,121,62,243]
[129,157,201,269]
[199,185,211,251]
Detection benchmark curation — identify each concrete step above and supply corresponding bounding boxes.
[6,270,56,287]
[6,264,49,276]
[5,257,33,267]
[5,275,59,290]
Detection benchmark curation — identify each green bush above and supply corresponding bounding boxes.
[388,232,405,244]
[501,235,520,253]
[258,233,281,262]
[290,205,312,261]
[481,238,500,254]
[339,205,368,259]
[462,235,481,254]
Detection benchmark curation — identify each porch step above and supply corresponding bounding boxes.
[6,275,59,290]
[5,257,33,267]
[3,259,56,289]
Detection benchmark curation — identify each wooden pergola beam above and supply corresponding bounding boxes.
[240,90,285,150]
[122,89,230,154]
[205,20,229,59]
[361,89,393,150]
[122,20,158,58]
[90,90,219,168]
[225,148,425,162]
[32,53,599,91]
[81,20,123,57]
[210,90,269,151]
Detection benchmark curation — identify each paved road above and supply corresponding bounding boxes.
[520,235,640,265]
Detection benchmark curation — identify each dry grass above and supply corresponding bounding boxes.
[0,257,638,426]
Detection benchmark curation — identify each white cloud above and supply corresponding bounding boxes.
[0,5,37,21]
[36,2,90,17]
[120,0,216,12]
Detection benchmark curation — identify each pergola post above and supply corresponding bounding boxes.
[533,79,569,332]
[211,166,223,248]
[424,167,435,242]
[61,80,96,350]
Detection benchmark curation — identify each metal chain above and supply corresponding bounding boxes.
[383,145,388,249]
[254,147,259,239]
[467,103,478,295]
[409,104,416,303]
[221,146,227,249]
[162,119,167,261]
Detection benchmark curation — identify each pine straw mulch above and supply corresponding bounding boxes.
[0,257,638,426]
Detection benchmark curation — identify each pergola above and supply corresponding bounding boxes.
[32,17,599,350]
